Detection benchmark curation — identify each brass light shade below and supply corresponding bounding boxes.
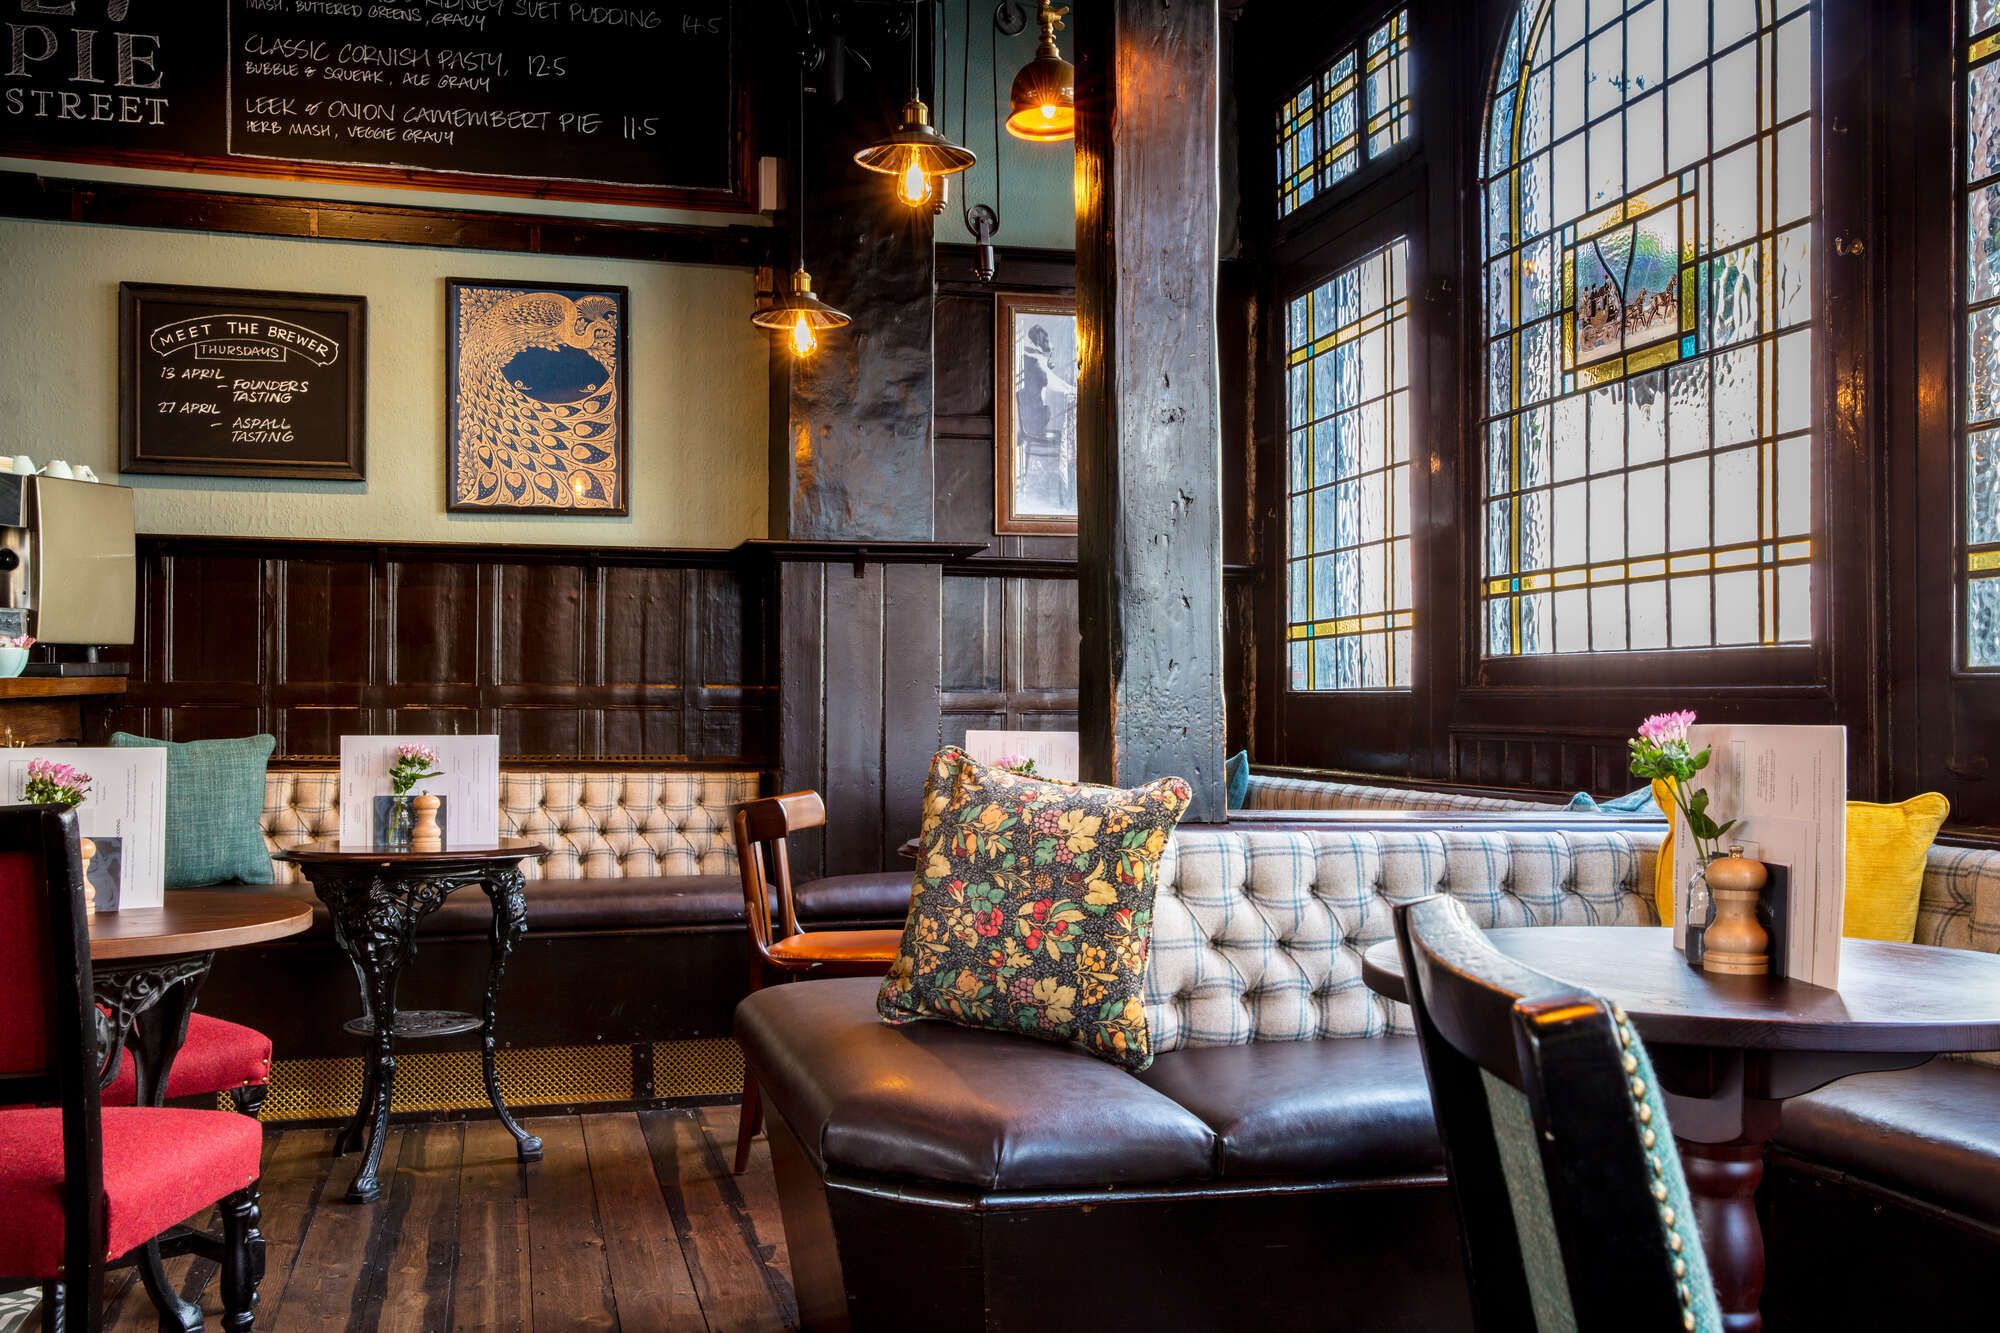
[752,268,851,357]
[853,98,979,178]
[1006,3,1075,142]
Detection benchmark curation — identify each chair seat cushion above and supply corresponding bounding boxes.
[1772,1059,2000,1228]
[104,1014,272,1106]
[766,929,902,966]
[1135,1036,1443,1180]
[0,1106,262,1276]
[737,976,1217,1191]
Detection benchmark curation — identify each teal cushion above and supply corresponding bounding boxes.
[111,732,275,888]
[1226,750,1251,809]
[1566,786,1659,815]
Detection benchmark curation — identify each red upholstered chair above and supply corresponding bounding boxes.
[731,792,902,1174]
[0,806,265,1332]
[102,1014,273,1117]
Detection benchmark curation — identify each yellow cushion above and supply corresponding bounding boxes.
[1843,794,1950,942]
[1651,778,1677,924]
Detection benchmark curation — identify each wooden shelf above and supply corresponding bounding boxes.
[0,675,127,700]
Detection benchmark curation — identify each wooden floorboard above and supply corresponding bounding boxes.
[525,1117,618,1331]
[83,1110,795,1333]
[582,1113,705,1330]
[451,1119,535,1333]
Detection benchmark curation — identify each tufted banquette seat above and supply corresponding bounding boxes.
[243,766,915,934]
[739,816,2000,1331]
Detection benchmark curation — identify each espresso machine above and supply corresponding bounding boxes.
[0,473,136,673]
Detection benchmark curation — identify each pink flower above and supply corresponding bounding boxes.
[395,743,440,765]
[1636,710,1696,745]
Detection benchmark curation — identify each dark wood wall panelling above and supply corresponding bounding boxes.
[113,537,773,765]
[934,244,1085,749]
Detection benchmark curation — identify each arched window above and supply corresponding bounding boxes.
[1965,2,2000,665]
[1479,0,1814,657]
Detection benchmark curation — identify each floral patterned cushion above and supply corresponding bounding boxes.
[876,748,1193,1071]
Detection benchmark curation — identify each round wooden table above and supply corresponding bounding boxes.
[275,837,549,1203]
[1362,926,2000,1333]
[88,889,312,1332]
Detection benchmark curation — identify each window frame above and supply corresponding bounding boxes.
[1460,0,1861,698]
[1271,6,1422,238]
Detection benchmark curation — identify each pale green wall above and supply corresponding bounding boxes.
[0,199,769,547]
[0,4,1068,550]
[938,0,1076,252]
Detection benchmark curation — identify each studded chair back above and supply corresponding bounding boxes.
[1393,894,1721,1332]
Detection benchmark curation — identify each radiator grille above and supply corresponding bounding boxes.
[229,1038,740,1121]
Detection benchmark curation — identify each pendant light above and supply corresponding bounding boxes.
[854,1,976,208]
[1006,1,1074,142]
[754,63,850,358]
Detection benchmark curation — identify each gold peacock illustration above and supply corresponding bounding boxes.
[453,287,622,510]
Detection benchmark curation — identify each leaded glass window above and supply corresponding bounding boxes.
[1284,239,1414,691]
[1965,2,2000,666]
[1480,0,1815,657]
[1276,9,1414,219]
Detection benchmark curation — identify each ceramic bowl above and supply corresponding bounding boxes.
[0,647,27,678]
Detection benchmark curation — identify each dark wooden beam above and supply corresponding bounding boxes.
[0,171,770,267]
[1073,0,1228,820]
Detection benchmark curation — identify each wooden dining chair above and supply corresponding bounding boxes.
[731,791,903,1174]
[1393,894,1721,1332]
[0,805,267,1332]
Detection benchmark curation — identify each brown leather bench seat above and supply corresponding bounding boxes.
[222,868,914,938]
[1773,1060,2000,1230]
[1762,1059,2000,1329]
[736,977,1469,1331]
[738,977,1445,1189]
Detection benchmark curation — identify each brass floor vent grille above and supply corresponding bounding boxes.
[233,1038,744,1122]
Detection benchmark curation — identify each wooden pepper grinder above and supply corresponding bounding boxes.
[411,792,443,851]
[1701,846,1769,976]
[80,835,97,916]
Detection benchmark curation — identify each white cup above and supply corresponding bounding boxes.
[10,456,33,476]
[42,460,72,479]
[75,466,98,483]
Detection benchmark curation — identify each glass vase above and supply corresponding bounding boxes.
[1683,854,1714,969]
[387,794,416,847]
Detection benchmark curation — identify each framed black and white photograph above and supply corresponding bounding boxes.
[446,278,630,516]
[994,293,1078,535]
[119,283,366,481]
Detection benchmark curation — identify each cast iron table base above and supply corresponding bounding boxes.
[288,851,544,1203]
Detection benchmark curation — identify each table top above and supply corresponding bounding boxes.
[274,836,549,866]
[89,890,313,962]
[1361,927,2000,1055]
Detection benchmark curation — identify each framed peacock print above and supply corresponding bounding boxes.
[445,277,630,515]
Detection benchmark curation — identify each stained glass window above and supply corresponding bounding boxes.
[1276,9,1414,218]
[1284,239,1414,691]
[1965,2,2000,666]
[1480,0,1815,657]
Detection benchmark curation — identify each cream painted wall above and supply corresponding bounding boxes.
[0,215,769,547]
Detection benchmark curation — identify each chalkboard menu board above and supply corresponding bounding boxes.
[2,2,745,208]
[120,283,366,480]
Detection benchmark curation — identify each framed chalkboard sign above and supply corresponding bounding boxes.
[119,283,366,480]
[0,1,748,210]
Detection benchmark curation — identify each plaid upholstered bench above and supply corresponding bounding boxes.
[738,822,2000,1331]
[190,766,914,1120]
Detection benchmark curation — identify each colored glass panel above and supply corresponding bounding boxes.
[1968,3,2000,666]
[1479,0,1816,657]
[1276,9,1414,219]
[1284,239,1415,690]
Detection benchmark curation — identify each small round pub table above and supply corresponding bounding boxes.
[274,836,549,1204]
[89,890,313,1332]
[1363,926,2000,1333]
